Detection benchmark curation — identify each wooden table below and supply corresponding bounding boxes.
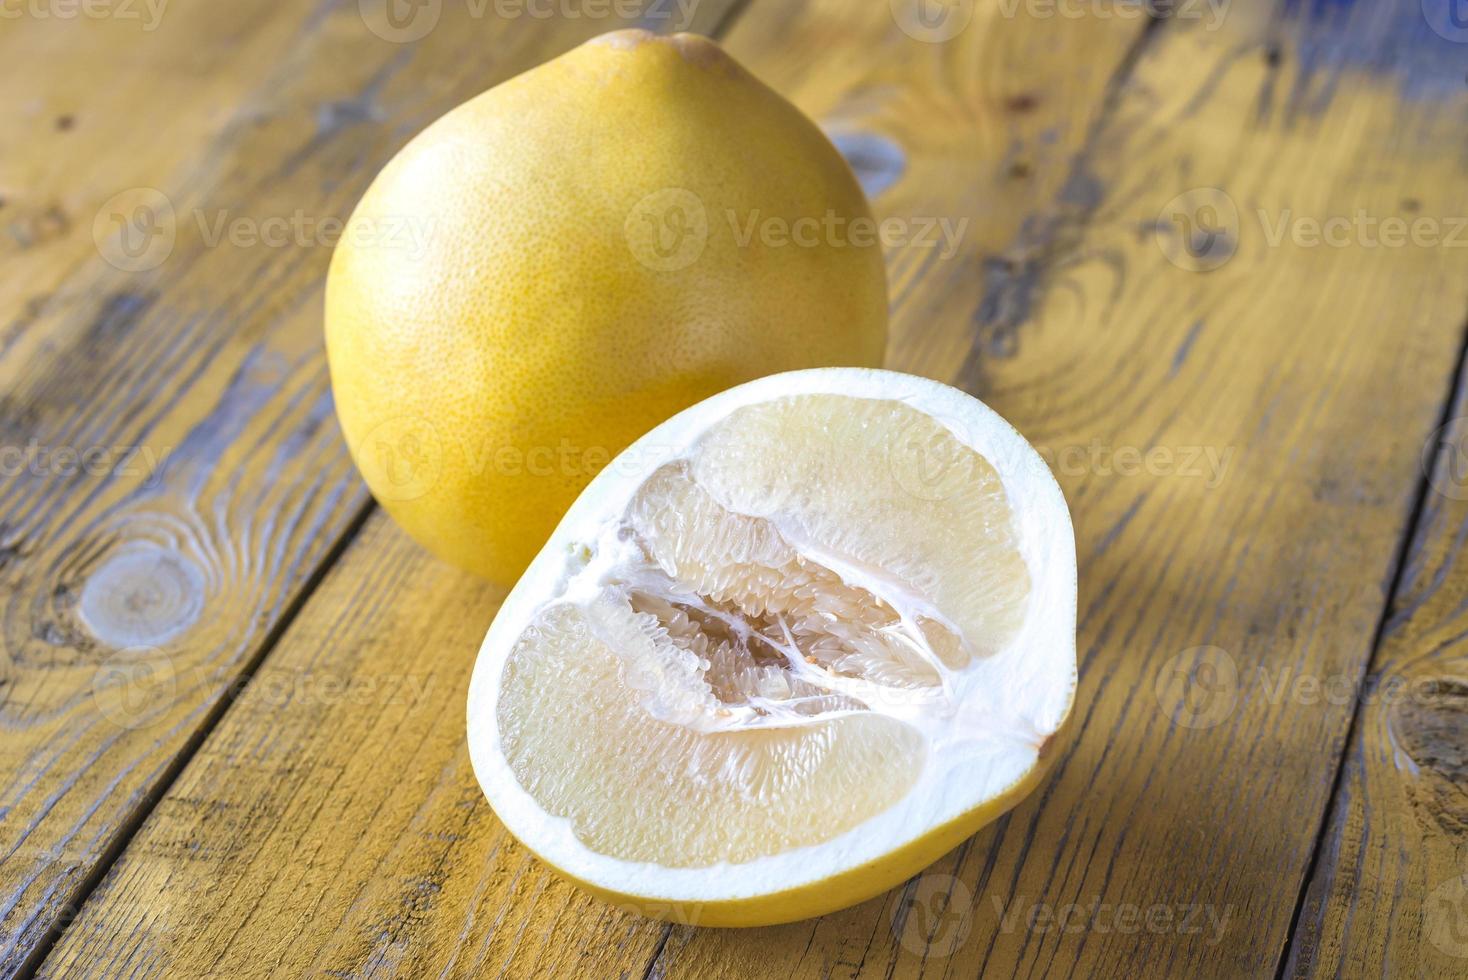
[2,1,1466,976]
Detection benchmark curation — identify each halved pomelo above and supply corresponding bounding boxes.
[466,368,1076,926]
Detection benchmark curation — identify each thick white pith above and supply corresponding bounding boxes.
[467,368,1077,902]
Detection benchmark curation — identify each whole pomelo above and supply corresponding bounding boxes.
[325,29,887,586]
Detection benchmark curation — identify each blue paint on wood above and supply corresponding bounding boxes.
[829,131,906,199]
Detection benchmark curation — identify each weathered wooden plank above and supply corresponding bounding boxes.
[36,522,686,979]
[1284,367,1468,976]
[646,1,1468,977]
[0,1,324,383]
[33,2,1148,977]
[0,3,728,973]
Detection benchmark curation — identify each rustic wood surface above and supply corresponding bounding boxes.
[1285,364,1468,976]
[0,2,738,973]
[3,0,1467,977]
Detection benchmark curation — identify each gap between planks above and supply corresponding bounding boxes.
[1272,310,1468,980]
[9,500,377,980]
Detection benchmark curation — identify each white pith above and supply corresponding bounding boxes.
[467,368,1077,902]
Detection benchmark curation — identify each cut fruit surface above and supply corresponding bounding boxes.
[468,369,1076,926]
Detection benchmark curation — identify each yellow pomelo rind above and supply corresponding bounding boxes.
[517,745,1058,928]
[326,31,886,587]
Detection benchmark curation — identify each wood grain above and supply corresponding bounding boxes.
[1284,370,1468,976]
[31,2,1150,977]
[0,1,327,385]
[35,522,675,979]
[0,3,735,973]
[15,1,1468,978]
[648,1,1468,977]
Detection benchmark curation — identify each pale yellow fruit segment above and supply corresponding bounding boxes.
[499,603,925,867]
[495,395,1031,868]
[691,396,1031,657]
